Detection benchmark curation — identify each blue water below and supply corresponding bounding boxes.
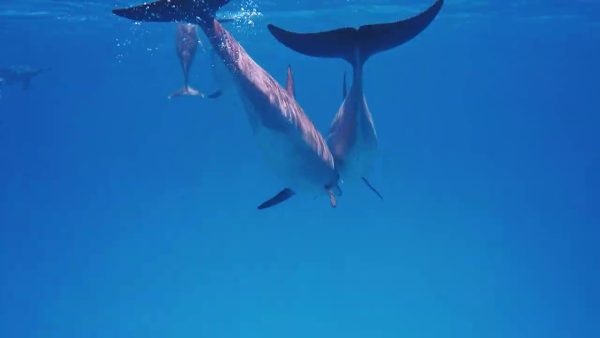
[1,1,599,337]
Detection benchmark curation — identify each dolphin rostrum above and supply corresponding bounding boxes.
[268,0,444,199]
[113,0,341,209]
[0,66,49,90]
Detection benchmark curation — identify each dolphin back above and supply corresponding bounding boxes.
[268,0,443,67]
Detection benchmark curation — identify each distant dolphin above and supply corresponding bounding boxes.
[113,0,341,209]
[0,66,49,90]
[169,23,204,99]
[169,23,223,99]
[268,0,444,199]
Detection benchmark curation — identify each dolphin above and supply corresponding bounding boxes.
[268,0,444,199]
[169,23,223,99]
[113,0,341,209]
[0,66,49,90]
[169,23,204,98]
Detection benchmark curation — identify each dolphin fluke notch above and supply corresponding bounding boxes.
[112,0,230,23]
[267,0,443,66]
[258,188,296,210]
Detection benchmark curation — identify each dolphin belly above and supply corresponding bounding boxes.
[237,86,337,193]
[328,93,378,180]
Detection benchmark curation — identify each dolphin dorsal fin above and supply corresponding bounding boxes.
[342,71,347,99]
[285,65,295,98]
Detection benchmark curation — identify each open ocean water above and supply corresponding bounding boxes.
[0,0,599,337]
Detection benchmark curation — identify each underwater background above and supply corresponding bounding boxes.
[1,0,599,337]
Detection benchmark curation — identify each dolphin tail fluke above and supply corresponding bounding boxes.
[362,177,384,200]
[258,188,295,210]
[168,85,204,99]
[267,0,443,67]
[113,0,230,23]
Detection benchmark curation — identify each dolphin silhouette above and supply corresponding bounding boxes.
[113,0,341,209]
[268,0,444,199]
[0,66,49,90]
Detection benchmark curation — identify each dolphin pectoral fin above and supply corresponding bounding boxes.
[285,65,295,98]
[257,188,295,210]
[168,86,204,99]
[206,89,223,99]
[362,177,384,200]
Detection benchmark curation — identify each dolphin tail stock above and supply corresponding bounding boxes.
[112,0,230,24]
[258,188,296,210]
[168,85,204,99]
[267,0,443,68]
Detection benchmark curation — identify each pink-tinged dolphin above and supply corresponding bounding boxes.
[113,0,340,209]
[169,23,204,98]
[169,23,224,99]
[268,0,444,199]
